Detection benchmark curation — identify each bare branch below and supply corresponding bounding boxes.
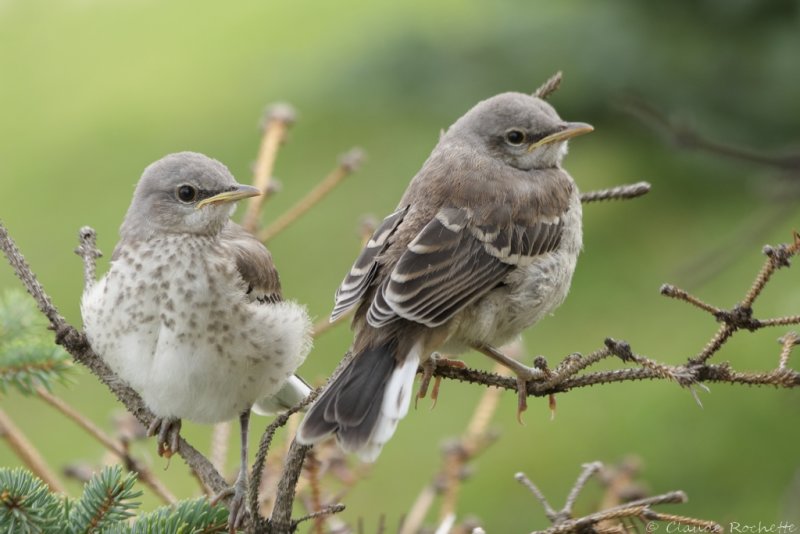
[35,387,176,504]
[249,388,321,531]
[515,472,558,521]
[533,72,563,100]
[0,222,230,496]
[778,332,799,370]
[258,148,365,242]
[242,103,297,233]
[580,182,651,204]
[519,463,721,534]
[0,407,65,492]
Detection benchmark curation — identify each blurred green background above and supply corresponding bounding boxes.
[1,0,799,529]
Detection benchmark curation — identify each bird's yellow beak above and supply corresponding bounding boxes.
[195,184,262,209]
[527,122,594,152]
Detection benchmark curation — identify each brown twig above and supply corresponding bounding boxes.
[778,332,799,370]
[580,182,651,204]
[249,388,320,531]
[242,103,297,233]
[0,407,65,492]
[311,314,349,339]
[533,72,563,100]
[35,387,176,504]
[305,450,324,534]
[258,148,365,242]
[519,463,721,534]
[209,421,231,476]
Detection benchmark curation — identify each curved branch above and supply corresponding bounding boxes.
[0,222,229,495]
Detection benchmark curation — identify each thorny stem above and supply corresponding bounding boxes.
[0,222,230,496]
[268,439,313,533]
[690,324,735,366]
[533,71,563,100]
[779,332,799,370]
[242,103,297,233]
[659,284,722,316]
[0,222,67,333]
[521,462,720,534]
[561,462,603,519]
[293,504,346,527]
[258,148,365,242]
[515,472,559,522]
[249,393,317,530]
[580,182,651,204]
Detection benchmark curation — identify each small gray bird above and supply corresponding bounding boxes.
[81,152,312,528]
[297,91,592,461]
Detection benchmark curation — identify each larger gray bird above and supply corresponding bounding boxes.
[81,152,312,528]
[297,91,592,461]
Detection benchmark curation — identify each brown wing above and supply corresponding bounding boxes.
[220,222,282,304]
[330,206,409,321]
[367,207,563,328]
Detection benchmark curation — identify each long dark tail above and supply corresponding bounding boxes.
[296,339,420,461]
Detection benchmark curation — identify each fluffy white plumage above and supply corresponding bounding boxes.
[81,234,312,424]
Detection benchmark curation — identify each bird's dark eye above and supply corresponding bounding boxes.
[176,185,197,203]
[505,129,526,146]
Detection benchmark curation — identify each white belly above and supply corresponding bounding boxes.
[81,236,311,423]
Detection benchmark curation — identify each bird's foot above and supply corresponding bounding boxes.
[147,417,181,458]
[211,470,249,533]
[471,344,545,424]
[416,353,466,409]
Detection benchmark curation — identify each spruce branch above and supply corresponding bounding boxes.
[0,467,62,532]
[112,497,229,534]
[67,465,141,532]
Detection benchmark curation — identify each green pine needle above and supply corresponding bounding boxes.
[104,498,230,534]
[0,467,61,534]
[67,465,141,533]
[0,290,72,396]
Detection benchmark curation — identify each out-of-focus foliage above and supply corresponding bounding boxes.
[0,0,798,530]
[0,290,71,396]
[0,465,141,533]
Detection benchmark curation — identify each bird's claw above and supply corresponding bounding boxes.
[147,417,181,458]
[212,471,249,533]
[416,354,466,409]
[516,376,529,424]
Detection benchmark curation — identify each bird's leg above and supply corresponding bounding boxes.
[416,353,466,409]
[147,417,181,458]
[213,409,250,532]
[471,343,544,421]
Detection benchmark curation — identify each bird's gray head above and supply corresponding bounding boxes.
[443,92,593,170]
[119,152,260,240]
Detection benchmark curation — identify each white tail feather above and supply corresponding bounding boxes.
[357,342,421,462]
